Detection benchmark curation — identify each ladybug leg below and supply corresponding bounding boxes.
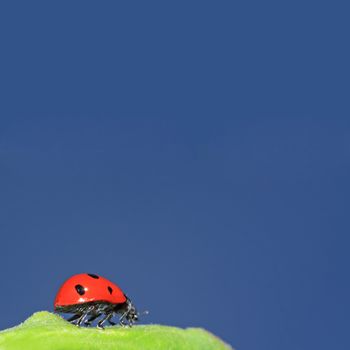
[76,306,96,326]
[118,311,129,327]
[75,315,84,326]
[97,313,113,329]
[67,313,82,324]
[107,318,116,326]
[84,313,102,326]
[76,313,88,326]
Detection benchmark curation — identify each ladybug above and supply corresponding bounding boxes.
[54,273,139,329]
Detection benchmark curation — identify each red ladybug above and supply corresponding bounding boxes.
[54,273,138,329]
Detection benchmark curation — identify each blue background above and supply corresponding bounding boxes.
[0,2,349,350]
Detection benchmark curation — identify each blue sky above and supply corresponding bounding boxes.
[1,116,349,350]
[0,2,349,350]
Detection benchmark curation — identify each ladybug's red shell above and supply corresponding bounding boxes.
[54,273,127,307]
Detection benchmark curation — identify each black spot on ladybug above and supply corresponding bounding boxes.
[108,286,113,294]
[87,273,99,279]
[75,284,85,295]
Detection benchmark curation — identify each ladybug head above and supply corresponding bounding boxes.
[125,298,139,324]
[114,296,140,326]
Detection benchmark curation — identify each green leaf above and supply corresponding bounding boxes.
[0,311,232,350]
